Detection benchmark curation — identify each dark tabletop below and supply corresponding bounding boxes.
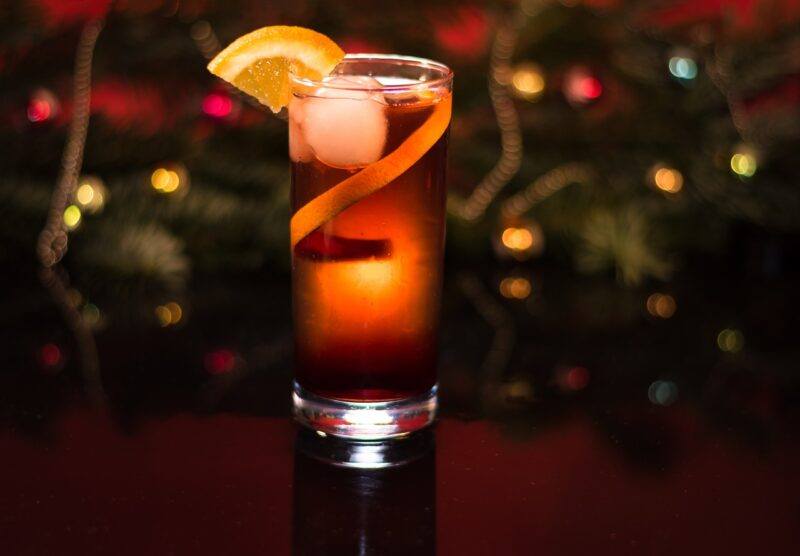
[2,261,800,555]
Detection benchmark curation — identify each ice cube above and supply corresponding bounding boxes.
[288,97,314,163]
[300,76,387,169]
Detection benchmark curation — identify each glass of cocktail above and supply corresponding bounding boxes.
[288,54,452,439]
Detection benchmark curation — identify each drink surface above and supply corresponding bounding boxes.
[290,76,450,401]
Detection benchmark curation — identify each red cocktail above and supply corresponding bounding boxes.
[289,55,452,439]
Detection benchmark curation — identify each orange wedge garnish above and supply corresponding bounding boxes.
[207,25,344,113]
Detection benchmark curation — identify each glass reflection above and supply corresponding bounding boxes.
[293,429,435,555]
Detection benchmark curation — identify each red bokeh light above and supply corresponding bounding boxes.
[565,366,590,390]
[563,67,604,105]
[578,76,603,100]
[27,99,52,123]
[556,365,590,392]
[202,92,233,118]
[431,5,490,60]
[204,349,236,375]
[38,343,62,369]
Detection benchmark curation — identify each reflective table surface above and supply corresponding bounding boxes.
[2,263,799,554]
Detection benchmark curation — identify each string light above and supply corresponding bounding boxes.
[499,276,532,299]
[63,205,82,230]
[502,163,592,218]
[155,302,183,327]
[646,293,676,318]
[74,175,106,213]
[458,274,516,380]
[449,8,526,221]
[510,63,545,101]
[35,19,107,407]
[717,328,744,353]
[190,20,222,60]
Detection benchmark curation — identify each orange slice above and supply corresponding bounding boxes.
[290,95,452,248]
[207,25,344,113]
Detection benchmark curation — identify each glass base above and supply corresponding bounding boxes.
[292,381,438,440]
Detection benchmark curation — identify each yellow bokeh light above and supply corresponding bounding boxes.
[505,379,533,401]
[76,183,95,205]
[165,302,182,324]
[163,171,180,192]
[730,153,757,177]
[63,205,81,230]
[511,64,545,100]
[155,305,172,327]
[155,302,183,327]
[653,167,683,193]
[151,168,181,193]
[74,176,106,213]
[646,293,676,318]
[151,168,170,190]
[717,328,744,353]
[500,277,532,299]
[82,303,101,326]
[502,227,534,251]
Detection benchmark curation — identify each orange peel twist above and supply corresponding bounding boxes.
[290,95,452,248]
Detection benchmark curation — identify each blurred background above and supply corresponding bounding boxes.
[2,1,800,553]
[2,0,800,447]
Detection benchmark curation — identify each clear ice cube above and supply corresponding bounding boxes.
[289,76,387,169]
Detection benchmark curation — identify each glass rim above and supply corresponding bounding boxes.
[289,53,454,92]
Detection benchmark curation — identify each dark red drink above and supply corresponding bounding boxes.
[289,55,452,438]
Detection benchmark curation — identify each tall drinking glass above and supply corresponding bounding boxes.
[289,54,452,439]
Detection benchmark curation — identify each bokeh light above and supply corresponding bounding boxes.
[500,222,544,260]
[502,227,533,250]
[37,343,62,370]
[510,63,545,101]
[151,163,188,195]
[717,328,744,353]
[63,205,82,230]
[204,349,236,375]
[74,176,106,213]
[155,302,183,327]
[648,380,678,406]
[651,165,684,194]
[563,66,603,105]
[503,379,534,402]
[66,288,83,307]
[730,152,757,178]
[556,366,590,392]
[499,276,532,299]
[668,56,698,80]
[82,303,102,328]
[27,88,59,123]
[646,293,676,318]
[202,91,233,118]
